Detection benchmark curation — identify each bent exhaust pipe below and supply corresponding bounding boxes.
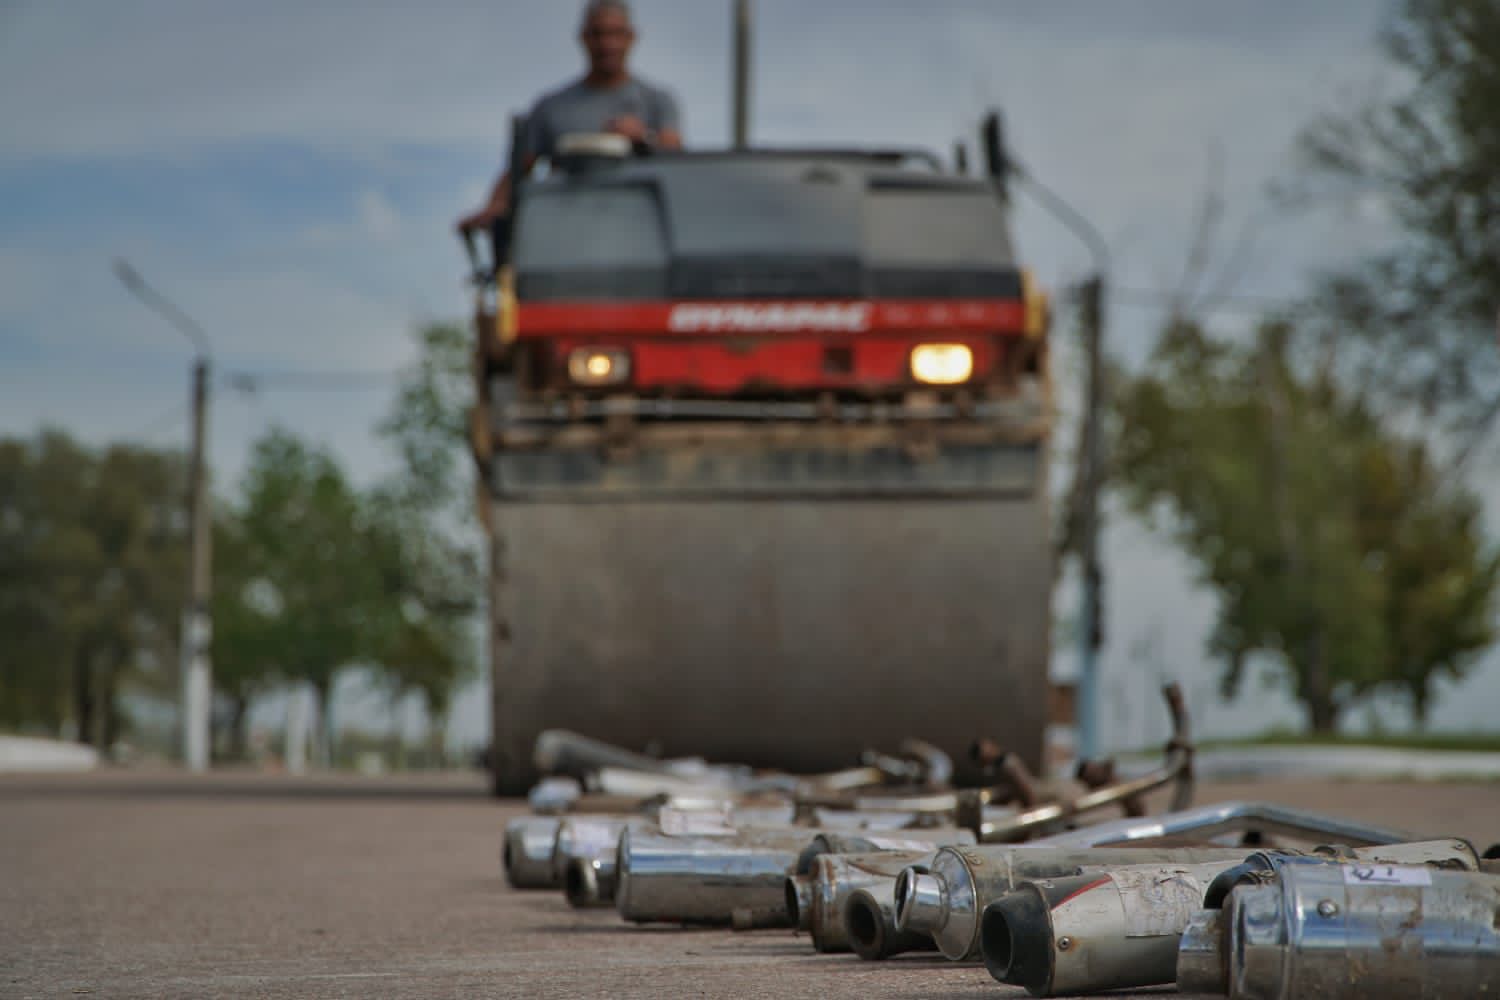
[894,845,1250,961]
[533,729,676,779]
[1030,799,1416,849]
[845,887,935,961]
[503,816,564,889]
[980,860,1233,996]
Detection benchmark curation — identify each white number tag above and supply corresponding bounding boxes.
[1341,864,1432,887]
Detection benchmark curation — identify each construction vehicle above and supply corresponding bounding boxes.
[464,115,1053,795]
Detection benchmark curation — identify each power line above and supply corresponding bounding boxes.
[224,368,405,393]
[123,399,190,442]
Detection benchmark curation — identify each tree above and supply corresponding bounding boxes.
[0,432,187,748]
[368,322,482,761]
[1292,0,1500,432]
[233,429,382,763]
[1114,319,1498,731]
[210,511,281,759]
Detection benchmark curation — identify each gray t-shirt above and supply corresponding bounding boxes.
[522,76,681,159]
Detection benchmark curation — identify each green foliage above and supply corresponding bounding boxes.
[0,431,187,744]
[227,429,385,749]
[1293,0,1500,426]
[1115,320,1499,730]
[368,322,483,753]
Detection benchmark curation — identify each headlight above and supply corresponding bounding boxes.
[910,343,973,385]
[567,347,631,386]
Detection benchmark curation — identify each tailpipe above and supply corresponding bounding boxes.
[503,816,563,889]
[895,845,1250,961]
[614,827,815,926]
[803,850,934,953]
[1182,853,1500,998]
[845,887,935,961]
[981,862,1233,995]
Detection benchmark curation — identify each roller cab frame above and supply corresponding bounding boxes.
[466,117,1054,795]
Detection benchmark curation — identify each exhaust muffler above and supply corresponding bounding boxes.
[615,827,824,927]
[844,886,935,960]
[789,850,933,952]
[894,845,1249,961]
[503,815,564,889]
[980,860,1232,996]
[1179,850,1500,998]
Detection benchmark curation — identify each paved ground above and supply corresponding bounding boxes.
[3,770,1497,999]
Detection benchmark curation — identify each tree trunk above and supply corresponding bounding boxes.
[228,695,250,761]
[73,644,95,747]
[1411,684,1430,731]
[99,660,121,753]
[1301,629,1337,734]
[313,680,337,769]
[424,694,447,771]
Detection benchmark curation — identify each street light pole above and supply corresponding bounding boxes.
[983,115,1111,762]
[732,0,752,150]
[114,260,214,773]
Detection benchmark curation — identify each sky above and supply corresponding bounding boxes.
[4,0,1496,753]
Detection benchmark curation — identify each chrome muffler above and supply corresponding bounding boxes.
[1179,848,1499,998]
[503,815,564,889]
[895,845,1249,960]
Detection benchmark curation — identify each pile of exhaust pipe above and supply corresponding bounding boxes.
[498,685,1500,994]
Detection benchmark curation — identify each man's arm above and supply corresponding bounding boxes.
[457,108,547,233]
[456,156,537,234]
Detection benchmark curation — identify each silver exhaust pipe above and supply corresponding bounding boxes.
[1181,850,1499,998]
[980,860,1234,995]
[894,845,1249,961]
[614,827,822,926]
[503,815,564,889]
[793,850,934,952]
[845,886,935,960]
[1030,800,1415,849]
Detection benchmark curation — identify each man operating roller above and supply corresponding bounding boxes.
[456,0,683,234]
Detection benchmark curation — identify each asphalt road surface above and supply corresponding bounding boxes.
[4,770,1497,999]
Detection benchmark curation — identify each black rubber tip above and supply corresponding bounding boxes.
[982,887,1053,993]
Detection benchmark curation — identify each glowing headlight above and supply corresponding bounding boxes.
[910,343,973,385]
[567,347,631,386]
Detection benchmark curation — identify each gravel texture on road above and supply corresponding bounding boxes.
[3,770,1496,999]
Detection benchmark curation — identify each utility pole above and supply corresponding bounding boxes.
[732,0,752,149]
[114,260,214,773]
[1075,275,1106,761]
[987,116,1111,761]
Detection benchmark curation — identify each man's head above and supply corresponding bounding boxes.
[579,0,635,81]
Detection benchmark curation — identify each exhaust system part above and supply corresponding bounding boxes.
[1176,845,1494,1000]
[845,887,936,961]
[981,861,1233,996]
[503,816,564,889]
[564,855,617,908]
[533,729,674,778]
[1222,861,1500,999]
[615,827,819,926]
[1200,839,1481,909]
[795,850,934,953]
[794,828,974,875]
[974,684,1195,842]
[552,815,653,906]
[896,845,1249,961]
[1175,907,1228,994]
[527,776,583,814]
[551,816,645,883]
[1030,800,1415,850]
